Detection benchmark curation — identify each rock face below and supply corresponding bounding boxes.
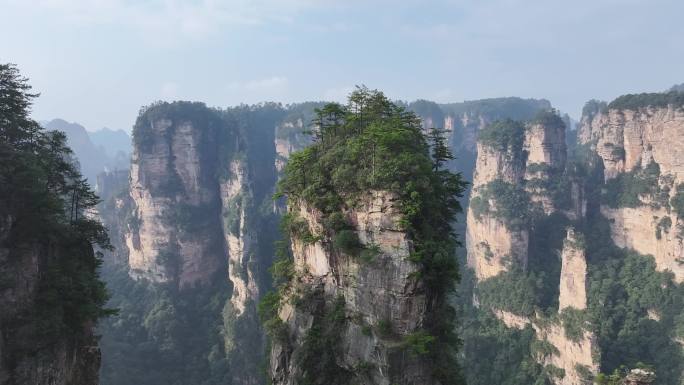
[0,216,100,385]
[466,116,567,281]
[537,323,597,385]
[601,206,684,282]
[558,228,587,311]
[491,229,598,385]
[221,159,259,318]
[466,209,529,280]
[127,115,225,286]
[111,102,281,384]
[579,105,684,181]
[270,192,436,385]
[466,112,600,384]
[579,104,684,282]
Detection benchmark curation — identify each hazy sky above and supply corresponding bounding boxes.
[1,0,682,132]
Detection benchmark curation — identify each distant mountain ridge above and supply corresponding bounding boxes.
[42,119,131,183]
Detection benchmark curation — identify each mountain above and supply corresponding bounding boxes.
[461,89,684,385]
[42,119,130,183]
[0,63,108,385]
[94,89,684,385]
[89,127,131,158]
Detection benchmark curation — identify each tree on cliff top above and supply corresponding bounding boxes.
[274,86,468,384]
[0,63,113,336]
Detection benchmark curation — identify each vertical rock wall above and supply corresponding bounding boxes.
[579,104,684,282]
[270,192,437,385]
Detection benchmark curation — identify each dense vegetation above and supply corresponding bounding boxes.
[582,212,684,385]
[608,90,684,110]
[99,267,232,385]
[441,97,552,122]
[602,161,667,208]
[270,87,468,384]
[101,101,284,385]
[470,179,532,229]
[0,63,113,338]
[477,118,526,153]
[582,100,607,122]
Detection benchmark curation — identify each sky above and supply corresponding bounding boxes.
[1,0,682,132]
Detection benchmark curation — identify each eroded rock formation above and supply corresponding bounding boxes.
[558,228,587,311]
[0,216,101,385]
[579,103,684,282]
[270,192,436,385]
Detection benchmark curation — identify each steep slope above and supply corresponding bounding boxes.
[99,101,284,385]
[0,64,110,385]
[43,119,129,182]
[579,93,684,282]
[409,97,551,184]
[462,91,684,385]
[266,89,466,385]
[462,110,601,385]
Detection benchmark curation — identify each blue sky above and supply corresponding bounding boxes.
[1,0,682,132]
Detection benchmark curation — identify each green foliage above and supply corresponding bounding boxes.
[608,91,684,111]
[99,267,233,385]
[376,319,393,337]
[656,216,672,240]
[460,306,551,385]
[332,229,362,255]
[258,292,288,343]
[275,86,467,384]
[532,109,565,129]
[582,100,607,121]
[602,162,662,208]
[281,212,319,244]
[440,97,551,122]
[402,330,436,356]
[0,63,113,337]
[477,119,526,153]
[470,179,532,229]
[670,183,684,217]
[297,296,353,385]
[586,246,684,385]
[559,308,588,342]
[477,266,541,316]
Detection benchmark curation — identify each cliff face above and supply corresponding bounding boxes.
[490,229,598,385]
[97,102,287,385]
[579,106,684,180]
[0,215,100,385]
[127,115,225,286]
[579,104,684,282]
[466,117,568,281]
[558,229,587,311]
[270,192,435,385]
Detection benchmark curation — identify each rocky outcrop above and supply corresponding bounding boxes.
[492,308,598,385]
[0,216,100,385]
[602,206,684,282]
[579,105,684,181]
[558,228,587,311]
[221,160,259,317]
[270,191,436,385]
[624,369,656,385]
[466,115,567,281]
[466,209,529,280]
[524,119,567,214]
[126,109,226,286]
[537,323,597,385]
[579,103,684,282]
